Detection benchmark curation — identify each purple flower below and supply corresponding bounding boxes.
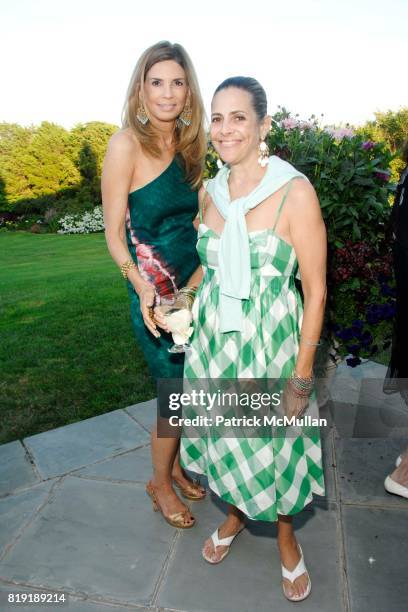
[380,283,396,298]
[346,356,362,367]
[366,306,379,325]
[362,141,375,150]
[351,321,364,337]
[352,319,364,329]
[382,303,396,319]
[336,327,355,341]
[352,330,363,340]
[375,171,390,182]
[361,331,373,346]
[367,302,396,323]
[346,344,360,355]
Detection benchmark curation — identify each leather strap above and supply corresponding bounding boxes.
[281,545,308,582]
[210,526,243,547]
[272,178,295,231]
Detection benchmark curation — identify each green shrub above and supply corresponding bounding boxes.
[204,110,397,364]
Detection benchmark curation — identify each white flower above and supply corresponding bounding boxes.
[58,206,105,234]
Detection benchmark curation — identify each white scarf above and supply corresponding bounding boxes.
[205,155,307,332]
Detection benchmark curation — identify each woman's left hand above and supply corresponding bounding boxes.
[282,379,310,419]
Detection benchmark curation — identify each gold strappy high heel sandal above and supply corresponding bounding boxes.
[173,478,206,501]
[145,481,196,529]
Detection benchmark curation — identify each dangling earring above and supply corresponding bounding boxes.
[176,100,192,128]
[136,103,148,125]
[258,139,270,167]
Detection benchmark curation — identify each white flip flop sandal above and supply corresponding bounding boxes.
[281,544,312,602]
[384,475,408,499]
[202,525,245,564]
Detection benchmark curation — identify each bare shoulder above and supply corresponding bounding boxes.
[289,176,318,201]
[288,177,321,217]
[106,128,140,157]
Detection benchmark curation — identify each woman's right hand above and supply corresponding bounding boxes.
[134,280,161,338]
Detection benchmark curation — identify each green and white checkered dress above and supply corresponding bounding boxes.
[180,183,325,522]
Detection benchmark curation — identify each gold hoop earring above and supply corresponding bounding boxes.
[176,102,192,128]
[258,139,269,167]
[136,104,149,125]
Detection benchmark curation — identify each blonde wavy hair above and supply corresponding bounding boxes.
[122,41,206,189]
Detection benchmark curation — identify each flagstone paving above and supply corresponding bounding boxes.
[0,362,407,611]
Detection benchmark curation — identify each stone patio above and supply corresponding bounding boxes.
[1,362,407,611]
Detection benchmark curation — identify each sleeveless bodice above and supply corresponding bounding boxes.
[126,156,200,296]
[197,223,298,278]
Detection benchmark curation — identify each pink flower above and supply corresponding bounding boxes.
[281,117,299,130]
[325,127,355,140]
[298,120,313,130]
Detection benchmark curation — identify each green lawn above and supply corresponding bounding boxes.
[0,232,155,445]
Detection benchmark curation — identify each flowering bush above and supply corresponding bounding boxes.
[328,240,395,365]
[205,110,397,364]
[58,206,104,234]
[0,214,44,231]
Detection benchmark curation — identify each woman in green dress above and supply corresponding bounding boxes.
[102,41,206,529]
[179,77,327,602]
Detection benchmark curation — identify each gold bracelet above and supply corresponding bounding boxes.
[120,259,137,279]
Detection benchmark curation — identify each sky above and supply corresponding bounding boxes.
[1,0,407,130]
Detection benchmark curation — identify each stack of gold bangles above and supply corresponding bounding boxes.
[120,259,137,279]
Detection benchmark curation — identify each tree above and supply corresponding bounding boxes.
[23,122,79,197]
[0,121,118,213]
[69,121,118,176]
[68,122,118,206]
[0,123,34,208]
[359,107,408,152]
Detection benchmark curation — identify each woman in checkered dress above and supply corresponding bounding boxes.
[179,77,326,602]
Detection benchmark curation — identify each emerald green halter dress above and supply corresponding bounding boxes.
[126,156,200,379]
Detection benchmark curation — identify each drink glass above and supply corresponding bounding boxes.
[156,292,193,353]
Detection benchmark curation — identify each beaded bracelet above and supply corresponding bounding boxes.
[289,371,315,397]
[120,259,137,280]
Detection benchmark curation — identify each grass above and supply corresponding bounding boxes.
[0,232,155,445]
